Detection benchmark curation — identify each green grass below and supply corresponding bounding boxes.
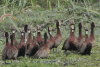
[0,0,100,67]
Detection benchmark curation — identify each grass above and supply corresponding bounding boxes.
[0,0,100,67]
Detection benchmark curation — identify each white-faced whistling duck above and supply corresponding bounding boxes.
[77,23,84,51]
[26,25,32,50]
[80,25,92,55]
[26,27,39,57]
[11,25,18,47]
[2,32,10,63]
[17,28,27,57]
[33,32,50,59]
[52,20,63,52]
[36,25,44,46]
[47,26,55,49]
[90,22,97,46]
[7,35,18,60]
[62,20,78,53]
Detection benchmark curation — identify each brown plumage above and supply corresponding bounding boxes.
[52,20,63,52]
[62,20,78,52]
[17,28,27,57]
[36,25,44,46]
[80,25,92,55]
[7,35,18,60]
[2,32,10,63]
[26,25,32,50]
[77,23,84,51]
[33,32,50,59]
[11,25,18,47]
[26,27,39,57]
[90,22,97,45]
[47,26,55,49]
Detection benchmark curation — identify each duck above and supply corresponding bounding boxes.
[17,28,27,57]
[2,32,10,63]
[26,25,32,50]
[7,35,18,60]
[11,25,18,47]
[52,20,63,52]
[36,25,44,46]
[47,26,55,49]
[77,23,84,51]
[62,20,79,54]
[26,27,40,57]
[90,22,97,46]
[80,25,92,55]
[33,32,50,59]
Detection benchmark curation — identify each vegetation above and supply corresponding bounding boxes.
[0,0,100,67]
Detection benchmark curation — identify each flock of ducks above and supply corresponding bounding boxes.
[2,20,97,63]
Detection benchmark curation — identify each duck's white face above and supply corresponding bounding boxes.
[25,39,27,43]
[37,25,41,32]
[12,30,15,33]
[33,33,36,36]
[33,28,36,36]
[12,25,16,33]
[71,25,74,32]
[49,27,53,31]
[71,25,74,29]
[28,30,31,33]
[38,25,41,29]
[21,33,24,35]
[59,21,62,26]
[86,31,88,34]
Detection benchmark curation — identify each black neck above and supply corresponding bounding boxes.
[79,27,82,35]
[6,37,8,43]
[57,27,61,35]
[44,37,47,43]
[91,27,94,34]
[11,38,13,45]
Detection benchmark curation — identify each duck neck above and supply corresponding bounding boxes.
[91,27,94,36]
[85,34,89,40]
[70,30,74,36]
[57,27,61,35]
[79,27,82,36]
[11,38,13,45]
[6,37,8,43]
[29,33,31,38]
[50,34,53,40]
[37,32,41,37]
[79,27,82,35]
[33,33,36,41]
[44,37,47,44]
[12,33,15,38]
[21,33,24,41]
